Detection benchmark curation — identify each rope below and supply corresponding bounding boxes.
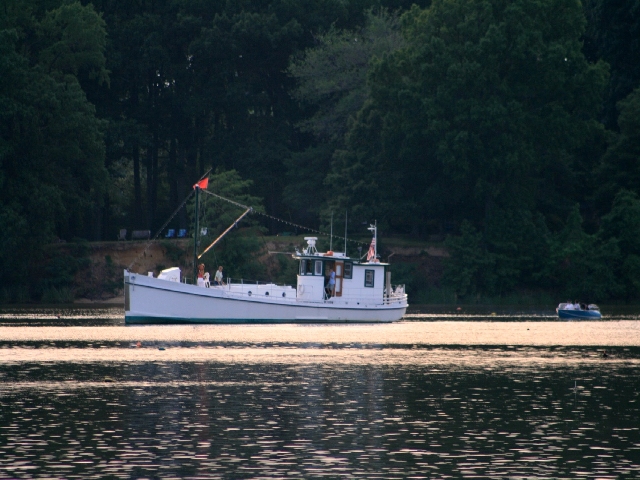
[251,210,370,249]
[201,189,251,210]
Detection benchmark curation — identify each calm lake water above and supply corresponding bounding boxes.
[1,305,639,479]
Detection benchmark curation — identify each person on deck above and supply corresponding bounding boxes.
[197,263,206,287]
[214,266,225,286]
[326,267,336,297]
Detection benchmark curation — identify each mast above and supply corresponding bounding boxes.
[193,185,200,284]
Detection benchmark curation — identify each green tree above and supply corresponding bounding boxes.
[0,2,108,296]
[286,9,405,221]
[542,205,621,301]
[442,220,494,299]
[598,189,640,299]
[597,87,640,207]
[330,0,609,235]
[583,0,640,129]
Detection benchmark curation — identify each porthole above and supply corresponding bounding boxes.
[248,291,252,296]
[282,292,286,297]
[265,291,269,296]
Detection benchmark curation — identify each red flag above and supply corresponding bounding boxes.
[193,178,208,190]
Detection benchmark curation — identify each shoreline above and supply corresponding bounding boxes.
[74,296,124,305]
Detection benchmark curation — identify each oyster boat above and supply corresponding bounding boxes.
[124,182,408,324]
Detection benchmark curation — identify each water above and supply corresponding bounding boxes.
[1,306,639,478]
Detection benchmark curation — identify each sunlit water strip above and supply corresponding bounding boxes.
[1,345,638,365]
[1,321,639,345]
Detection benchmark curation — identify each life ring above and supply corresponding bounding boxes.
[298,284,305,294]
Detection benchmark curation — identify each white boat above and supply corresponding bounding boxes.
[124,184,408,324]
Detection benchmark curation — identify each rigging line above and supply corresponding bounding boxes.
[127,190,195,271]
[252,210,370,248]
[203,187,370,249]
[201,189,250,210]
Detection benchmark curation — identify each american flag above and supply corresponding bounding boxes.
[366,238,376,261]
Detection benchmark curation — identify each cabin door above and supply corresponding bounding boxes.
[334,261,344,297]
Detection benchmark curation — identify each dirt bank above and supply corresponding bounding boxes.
[58,236,444,303]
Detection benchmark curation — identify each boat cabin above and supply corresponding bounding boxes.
[294,237,387,303]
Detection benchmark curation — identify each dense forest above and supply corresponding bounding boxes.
[1,0,640,303]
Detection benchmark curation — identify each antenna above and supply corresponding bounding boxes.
[330,211,333,251]
[344,211,347,256]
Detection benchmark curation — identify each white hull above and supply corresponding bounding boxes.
[125,272,407,324]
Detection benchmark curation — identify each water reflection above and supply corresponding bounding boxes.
[1,360,639,478]
[0,307,639,478]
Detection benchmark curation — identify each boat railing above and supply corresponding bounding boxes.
[225,278,294,288]
[383,292,408,305]
[334,285,408,305]
[212,278,296,299]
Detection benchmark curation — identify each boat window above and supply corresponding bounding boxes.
[315,260,323,276]
[344,262,352,279]
[365,269,374,288]
[300,259,313,275]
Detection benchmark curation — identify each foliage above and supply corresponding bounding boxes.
[328,0,609,235]
[597,190,640,298]
[583,0,640,129]
[0,2,108,297]
[597,87,640,208]
[1,0,640,302]
[443,221,494,299]
[541,205,621,301]
[285,9,406,222]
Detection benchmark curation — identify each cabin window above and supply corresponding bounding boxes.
[315,260,323,276]
[364,269,375,288]
[343,262,352,279]
[300,259,314,275]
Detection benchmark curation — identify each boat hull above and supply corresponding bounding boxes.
[125,272,407,324]
[557,309,602,320]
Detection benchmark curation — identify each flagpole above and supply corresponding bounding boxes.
[374,220,377,261]
[193,185,200,284]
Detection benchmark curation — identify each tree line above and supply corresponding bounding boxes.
[1,0,639,302]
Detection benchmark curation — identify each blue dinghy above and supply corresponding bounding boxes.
[556,303,602,319]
